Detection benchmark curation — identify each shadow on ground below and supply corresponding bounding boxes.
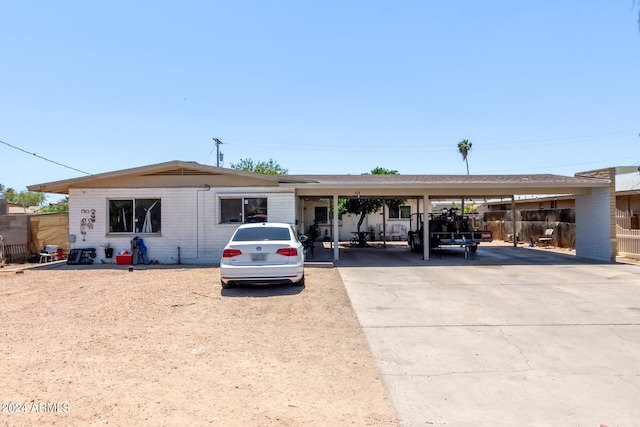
[220,284,305,298]
[333,243,605,268]
[5,242,611,272]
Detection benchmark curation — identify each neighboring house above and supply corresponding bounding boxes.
[615,167,640,216]
[480,166,640,227]
[480,195,576,212]
[2,202,38,215]
[27,160,614,263]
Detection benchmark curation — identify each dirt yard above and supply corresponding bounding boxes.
[0,264,399,426]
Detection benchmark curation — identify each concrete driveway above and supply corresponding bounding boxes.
[337,243,640,426]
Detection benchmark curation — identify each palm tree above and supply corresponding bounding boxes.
[457,139,472,175]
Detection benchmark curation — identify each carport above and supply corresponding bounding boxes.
[284,171,614,263]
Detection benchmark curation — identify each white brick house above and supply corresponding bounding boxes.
[29,161,614,263]
[29,161,304,264]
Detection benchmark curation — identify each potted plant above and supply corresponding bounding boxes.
[306,220,321,242]
[102,242,114,258]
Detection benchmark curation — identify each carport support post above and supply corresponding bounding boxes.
[333,194,340,262]
[512,196,517,247]
[423,194,430,261]
[382,198,386,248]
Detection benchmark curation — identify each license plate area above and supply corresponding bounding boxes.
[251,253,267,261]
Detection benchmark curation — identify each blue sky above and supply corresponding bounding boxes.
[1,1,639,200]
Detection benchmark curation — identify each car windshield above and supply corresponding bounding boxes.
[232,227,291,242]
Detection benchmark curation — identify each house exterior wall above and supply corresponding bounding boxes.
[69,186,296,265]
[363,205,413,241]
[298,199,337,240]
[299,198,418,241]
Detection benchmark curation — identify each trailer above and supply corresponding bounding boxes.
[407,208,493,258]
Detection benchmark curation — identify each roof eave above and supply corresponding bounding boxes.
[27,160,285,194]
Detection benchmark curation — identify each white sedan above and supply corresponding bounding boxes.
[220,222,305,289]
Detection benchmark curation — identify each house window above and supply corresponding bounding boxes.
[550,200,557,209]
[109,199,161,233]
[388,205,411,219]
[315,206,328,224]
[220,197,268,223]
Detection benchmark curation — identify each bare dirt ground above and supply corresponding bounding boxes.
[0,264,399,426]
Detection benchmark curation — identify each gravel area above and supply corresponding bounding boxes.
[0,264,399,426]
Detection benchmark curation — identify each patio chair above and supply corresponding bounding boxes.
[39,245,58,263]
[391,224,402,241]
[537,229,554,247]
[400,225,408,241]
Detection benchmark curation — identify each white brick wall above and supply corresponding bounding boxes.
[575,187,612,262]
[69,187,297,265]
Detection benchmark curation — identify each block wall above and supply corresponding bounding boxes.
[0,215,29,245]
[575,187,614,262]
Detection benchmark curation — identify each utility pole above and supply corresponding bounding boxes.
[213,138,223,167]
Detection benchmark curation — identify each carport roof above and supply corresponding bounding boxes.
[27,160,610,198]
[285,173,610,197]
[286,173,603,185]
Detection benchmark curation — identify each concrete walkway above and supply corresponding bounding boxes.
[337,243,640,426]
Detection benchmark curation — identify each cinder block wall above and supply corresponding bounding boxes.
[0,215,29,245]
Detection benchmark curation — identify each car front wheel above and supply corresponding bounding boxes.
[221,280,234,289]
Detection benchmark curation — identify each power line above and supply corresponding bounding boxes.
[0,140,92,175]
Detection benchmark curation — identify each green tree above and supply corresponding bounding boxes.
[338,167,405,232]
[369,166,398,175]
[3,188,16,202]
[339,198,383,233]
[229,158,288,175]
[366,166,405,214]
[39,197,69,213]
[457,139,473,175]
[452,200,477,214]
[2,187,46,206]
